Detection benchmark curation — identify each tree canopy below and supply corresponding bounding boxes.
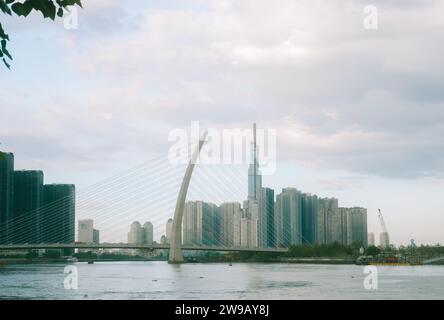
[0,0,82,69]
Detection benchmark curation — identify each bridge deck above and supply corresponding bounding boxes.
[0,243,288,253]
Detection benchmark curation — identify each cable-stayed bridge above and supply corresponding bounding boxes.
[0,132,296,263]
[0,243,288,253]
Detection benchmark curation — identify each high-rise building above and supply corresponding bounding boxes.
[166,218,173,244]
[78,219,94,243]
[93,229,100,244]
[258,187,274,248]
[317,197,340,245]
[40,184,75,245]
[274,188,302,247]
[12,170,43,244]
[240,216,258,248]
[0,152,14,244]
[219,202,242,247]
[128,221,143,244]
[202,202,220,246]
[368,232,375,246]
[340,207,368,247]
[183,201,220,246]
[248,123,262,201]
[379,232,389,248]
[143,221,154,245]
[301,193,319,245]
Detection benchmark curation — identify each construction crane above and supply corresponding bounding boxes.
[378,208,390,248]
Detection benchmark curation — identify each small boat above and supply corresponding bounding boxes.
[87,260,94,264]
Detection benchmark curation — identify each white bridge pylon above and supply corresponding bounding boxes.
[169,130,208,263]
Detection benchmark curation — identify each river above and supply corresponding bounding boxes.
[1,262,443,299]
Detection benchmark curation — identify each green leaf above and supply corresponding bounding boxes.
[0,0,12,15]
[2,57,10,69]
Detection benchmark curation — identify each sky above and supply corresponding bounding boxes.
[1,0,443,245]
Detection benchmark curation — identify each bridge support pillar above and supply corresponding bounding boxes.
[168,130,208,264]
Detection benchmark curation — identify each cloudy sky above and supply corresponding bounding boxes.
[1,0,443,244]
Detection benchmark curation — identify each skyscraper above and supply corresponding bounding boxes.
[274,188,302,247]
[143,221,154,245]
[258,187,274,248]
[166,218,173,244]
[248,123,262,201]
[340,207,368,247]
[41,184,75,255]
[78,219,94,243]
[219,202,242,247]
[128,221,143,244]
[183,201,220,246]
[301,193,319,245]
[13,170,44,244]
[368,232,375,246]
[0,152,14,244]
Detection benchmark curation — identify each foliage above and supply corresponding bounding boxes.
[365,245,381,256]
[0,0,82,68]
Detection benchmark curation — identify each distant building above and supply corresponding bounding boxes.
[340,207,368,247]
[143,222,153,245]
[183,201,220,246]
[368,232,375,246]
[219,202,242,247]
[301,193,319,245]
[93,229,100,244]
[128,221,143,244]
[379,232,390,248]
[78,219,94,243]
[242,200,258,248]
[317,197,340,245]
[166,218,173,244]
[41,184,75,255]
[258,187,274,248]
[13,170,44,244]
[0,152,14,244]
[274,188,302,247]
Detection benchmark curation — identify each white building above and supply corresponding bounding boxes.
[220,202,242,247]
[368,232,375,246]
[379,232,390,248]
[166,218,173,244]
[143,222,153,245]
[78,219,94,243]
[128,221,143,244]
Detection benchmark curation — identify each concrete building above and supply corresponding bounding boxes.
[219,202,242,247]
[183,201,220,246]
[258,187,274,248]
[274,188,302,247]
[242,200,259,248]
[301,193,319,245]
[41,184,75,255]
[247,123,262,202]
[143,221,153,245]
[368,232,375,246]
[127,221,143,244]
[13,170,44,244]
[240,216,258,248]
[340,207,368,247]
[78,219,94,243]
[379,232,390,248]
[0,152,14,244]
[317,197,341,245]
[93,229,100,244]
[166,218,173,244]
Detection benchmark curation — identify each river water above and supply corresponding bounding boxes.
[0,262,443,300]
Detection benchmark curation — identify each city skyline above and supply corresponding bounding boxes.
[1,1,444,246]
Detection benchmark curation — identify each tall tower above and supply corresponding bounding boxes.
[0,152,14,244]
[248,123,262,201]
